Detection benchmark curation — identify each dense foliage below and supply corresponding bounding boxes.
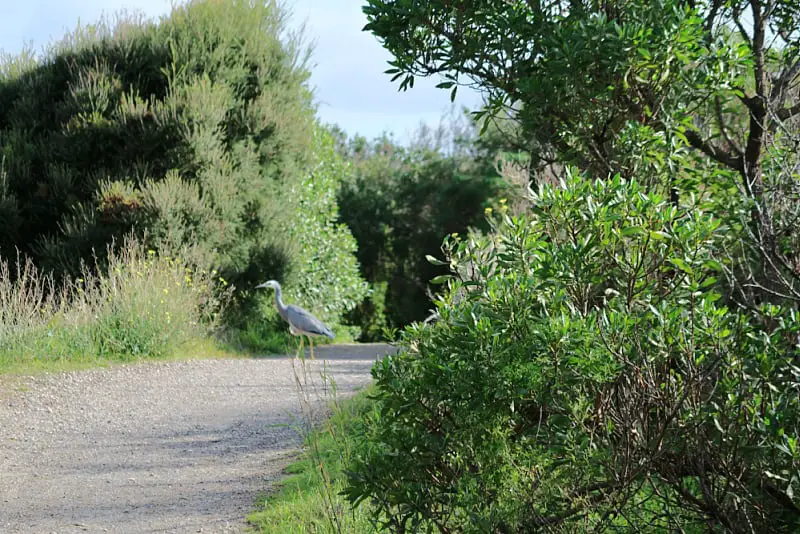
[0,0,367,341]
[337,120,509,336]
[274,129,369,338]
[1,1,306,275]
[347,0,800,531]
[365,0,800,305]
[347,174,800,532]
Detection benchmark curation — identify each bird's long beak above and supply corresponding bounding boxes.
[255,283,268,289]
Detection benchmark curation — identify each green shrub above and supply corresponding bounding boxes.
[363,0,800,314]
[0,1,369,340]
[345,173,800,532]
[345,281,389,343]
[0,0,314,313]
[228,127,368,351]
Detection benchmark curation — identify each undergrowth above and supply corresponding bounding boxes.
[226,317,295,356]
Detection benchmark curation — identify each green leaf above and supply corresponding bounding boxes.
[649,230,669,241]
[670,258,693,275]
[621,226,645,237]
[425,254,447,266]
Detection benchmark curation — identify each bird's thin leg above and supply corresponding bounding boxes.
[309,336,315,360]
[296,335,304,360]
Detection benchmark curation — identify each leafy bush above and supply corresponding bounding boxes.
[0,0,313,311]
[228,128,369,350]
[0,238,223,370]
[0,1,369,341]
[346,174,800,532]
[345,281,389,344]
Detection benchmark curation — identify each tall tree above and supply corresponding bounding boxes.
[364,0,800,304]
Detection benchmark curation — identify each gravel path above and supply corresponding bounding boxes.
[0,344,393,534]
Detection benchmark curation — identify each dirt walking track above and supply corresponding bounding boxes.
[0,344,394,533]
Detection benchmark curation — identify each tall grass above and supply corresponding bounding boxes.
[0,239,224,372]
[248,385,376,533]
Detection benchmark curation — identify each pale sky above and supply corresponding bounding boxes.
[0,0,483,141]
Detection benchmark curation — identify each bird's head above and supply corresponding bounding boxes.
[255,280,280,291]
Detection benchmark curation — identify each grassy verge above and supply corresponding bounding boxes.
[0,238,225,374]
[248,388,376,533]
[0,337,240,376]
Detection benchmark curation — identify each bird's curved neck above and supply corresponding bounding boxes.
[273,285,288,314]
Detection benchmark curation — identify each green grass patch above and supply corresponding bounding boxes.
[248,389,376,533]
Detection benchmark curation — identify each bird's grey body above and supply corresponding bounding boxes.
[255,280,334,359]
[284,303,335,339]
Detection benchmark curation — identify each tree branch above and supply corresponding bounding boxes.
[731,4,753,49]
[683,129,744,173]
[742,0,768,197]
[776,101,800,121]
[702,0,725,34]
[770,59,800,105]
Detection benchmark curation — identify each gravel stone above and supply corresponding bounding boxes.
[0,344,392,533]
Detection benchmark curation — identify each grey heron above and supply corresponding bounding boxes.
[255,280,334,359]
